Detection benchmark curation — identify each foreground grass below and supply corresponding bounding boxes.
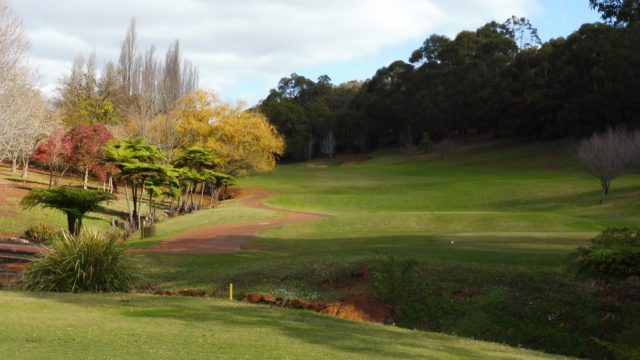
[0,291,569,360]
[7,140,639,358]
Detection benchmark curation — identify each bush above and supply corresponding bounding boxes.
[571,228,640,278]
[21,230,138,292]
[23,223,63,244]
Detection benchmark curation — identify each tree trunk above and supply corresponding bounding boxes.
[199,182,205,210]
[11,157,17,173]
[21,158,29,179]
[599,179,610,204]
[124,183,134,227]
[66,213,82,235]
[83,168,89,189]
[149,192,154,222]
[138,183,144,234]
[209,187,215,208]
[48,169,54,189]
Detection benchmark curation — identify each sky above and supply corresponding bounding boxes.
[12,0,601,106]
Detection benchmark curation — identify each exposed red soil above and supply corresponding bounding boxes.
[146,288,213,297]
[130,188,330,255]
[241,292,393,324]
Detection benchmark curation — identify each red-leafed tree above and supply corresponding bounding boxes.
[32,128,73,188]
[64,124,114,189]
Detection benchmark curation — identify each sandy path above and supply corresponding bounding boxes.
[129,189,329,255]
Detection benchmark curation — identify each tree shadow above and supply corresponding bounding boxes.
[22,292,550,360]
[5,177,48,186]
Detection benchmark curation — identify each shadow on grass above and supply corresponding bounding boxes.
[22,292,554,360]
[5,177,48,186]
[89,205,129,219]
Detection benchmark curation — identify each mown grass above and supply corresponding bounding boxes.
[134,140,640,292]
[129,140,639,358]
[0,291,570,360]
[5,140,640,358]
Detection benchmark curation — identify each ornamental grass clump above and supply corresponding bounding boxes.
[21,230,138,292]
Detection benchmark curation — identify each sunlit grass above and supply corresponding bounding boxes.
[0,292,570,360]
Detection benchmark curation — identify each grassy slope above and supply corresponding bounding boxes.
[4,140,638,358]
[133,140,640,292]
[0,291,569,360]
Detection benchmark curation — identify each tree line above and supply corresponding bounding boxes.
[259,1,640,161]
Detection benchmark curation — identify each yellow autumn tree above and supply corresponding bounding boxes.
[176,90,285,174]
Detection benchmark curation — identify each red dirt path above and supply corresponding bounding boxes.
[129,189,330,255]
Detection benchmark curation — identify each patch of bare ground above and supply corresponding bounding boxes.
[241,292,393,324]
[130,188,330,255]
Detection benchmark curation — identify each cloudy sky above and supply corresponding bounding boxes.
[12,0,600,105]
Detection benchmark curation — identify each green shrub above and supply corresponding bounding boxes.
[23,223,63,244]
[571,228,640,278]
[21,230,138,292]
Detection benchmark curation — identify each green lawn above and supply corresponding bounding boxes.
[4,140,639,358]
[0,291,570,360]
[133,140,639,291]
[129,140,639,358]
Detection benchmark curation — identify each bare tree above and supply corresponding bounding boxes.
[160,40,182,112]
[1,70,49,176]
[0,0,28,87]
[320,131,336,158]
[577,129,635,203]
[0,0,40,169]
[118,18,137,96]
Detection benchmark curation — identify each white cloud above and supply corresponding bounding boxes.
[12,0,542,104]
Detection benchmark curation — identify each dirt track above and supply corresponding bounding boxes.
[129,189,329,255]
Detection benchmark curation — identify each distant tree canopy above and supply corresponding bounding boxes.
[260,14,640,160]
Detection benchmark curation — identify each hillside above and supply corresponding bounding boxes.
[1,291,570,360]
[3,139,639,359]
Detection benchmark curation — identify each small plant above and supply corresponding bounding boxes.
[23,223,63,244]
[21,230,138,292]
[570,227,640,278]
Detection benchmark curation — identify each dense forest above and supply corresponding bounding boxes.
[259,0,640,161]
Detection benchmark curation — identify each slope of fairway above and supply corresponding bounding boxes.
[127,140,639,358]
[0,291,570,360]
[134,140,639,290]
